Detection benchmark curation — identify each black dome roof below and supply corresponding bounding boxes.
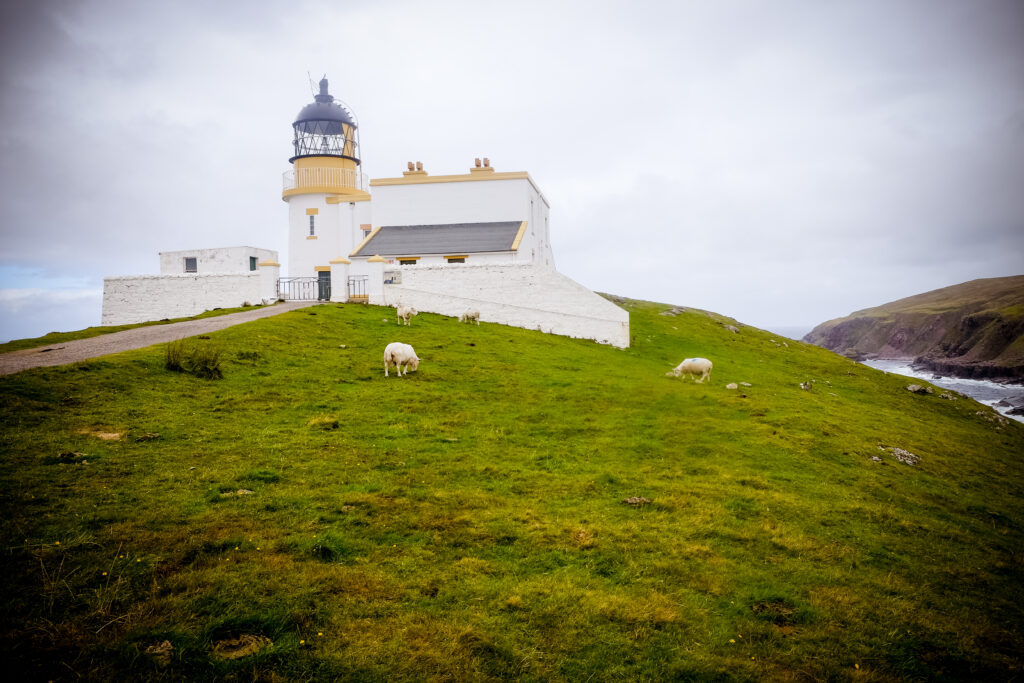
[293,78,355,134]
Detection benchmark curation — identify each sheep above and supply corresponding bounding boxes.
[384,342,420,377]
[396,304,417,326]
[460,308,481,325]
[666,358,713,383]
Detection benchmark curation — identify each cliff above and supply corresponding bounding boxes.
[804,275,1024,381]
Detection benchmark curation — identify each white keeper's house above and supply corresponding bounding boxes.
[103,78,629,347]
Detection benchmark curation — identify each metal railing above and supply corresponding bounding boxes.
[278,277,330,301]
[348,275,368,301]
[282,167,367,192]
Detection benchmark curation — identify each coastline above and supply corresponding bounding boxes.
[861,358,1024,424]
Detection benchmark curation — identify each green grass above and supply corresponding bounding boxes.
[1,299,1022,681]
[0,303,271,353]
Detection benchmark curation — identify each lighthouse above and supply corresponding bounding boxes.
[282,77,372,281]
[104,76,629,346]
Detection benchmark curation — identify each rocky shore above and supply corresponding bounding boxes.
[804,276,1024,383]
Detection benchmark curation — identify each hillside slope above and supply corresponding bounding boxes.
[1,299,1022,681]
[804,275,1024,380]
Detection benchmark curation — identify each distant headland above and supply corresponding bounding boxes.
[804,275,1024,382]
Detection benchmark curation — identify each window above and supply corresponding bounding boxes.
[309,215,315,236]
[398,258,419,266]
[184,257,197,273]
[249,256,257,271]
[446,257,466,264]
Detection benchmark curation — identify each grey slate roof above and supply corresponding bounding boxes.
[351,221,524,257]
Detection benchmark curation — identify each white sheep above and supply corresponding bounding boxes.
[460,308,481,325]
[396,305,417,326]
[384,342,421,377]
[666,358,713,383]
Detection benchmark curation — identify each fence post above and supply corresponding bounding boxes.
[258,260,281,304]
[329,257,350,303]
[366,254,386,305]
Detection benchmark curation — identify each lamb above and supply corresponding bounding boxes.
[666,357,713,384]
[460,308,481,325]
[384,342,420,377]
[396,305,417,326]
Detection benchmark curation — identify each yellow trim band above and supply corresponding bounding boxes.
[329,257,351,265]
[510,221,528,251]
[306,208,319,215]
[286,187,371,200]
[444,254,469,260]
[306,235,318,240]
[325,192,372,204]
[314,266,331,272]
[370,171,530,187]
[258,261,280,267]
[350,226,382,257]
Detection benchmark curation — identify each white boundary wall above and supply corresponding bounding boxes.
[102,273,263,325]
[381,264,629,347]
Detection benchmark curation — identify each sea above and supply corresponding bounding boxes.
[861,359,1024,424]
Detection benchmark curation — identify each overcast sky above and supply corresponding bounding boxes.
[1,0,1022,342]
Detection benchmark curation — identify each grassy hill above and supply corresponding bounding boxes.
[1,299,1022,681]
[804,275,1024,380]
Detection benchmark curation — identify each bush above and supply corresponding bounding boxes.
[164,339,224,379]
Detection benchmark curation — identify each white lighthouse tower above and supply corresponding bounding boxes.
[282,77,372,288]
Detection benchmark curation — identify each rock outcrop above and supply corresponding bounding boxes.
[804,275,1024,381]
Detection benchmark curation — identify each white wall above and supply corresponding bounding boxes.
[288,194,341,278]
[351,252,517,272]
[159,246,277,275]
[382,264,629,347]
[102,273,263,325]
[287,195,372,277]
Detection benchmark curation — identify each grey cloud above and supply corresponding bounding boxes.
[1,0,1021,341]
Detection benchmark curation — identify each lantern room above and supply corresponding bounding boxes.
[283,77,368,199]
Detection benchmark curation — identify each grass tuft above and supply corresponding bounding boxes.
[164,339,224,379]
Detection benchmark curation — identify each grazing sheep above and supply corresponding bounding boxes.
[460,308,481,325]
[384,342,420,377]
[666,358,713,384]
[396,305,417,326]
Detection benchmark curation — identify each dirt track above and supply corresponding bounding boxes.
[0,301,319,376]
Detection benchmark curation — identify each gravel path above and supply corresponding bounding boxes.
[0,301,320,376]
